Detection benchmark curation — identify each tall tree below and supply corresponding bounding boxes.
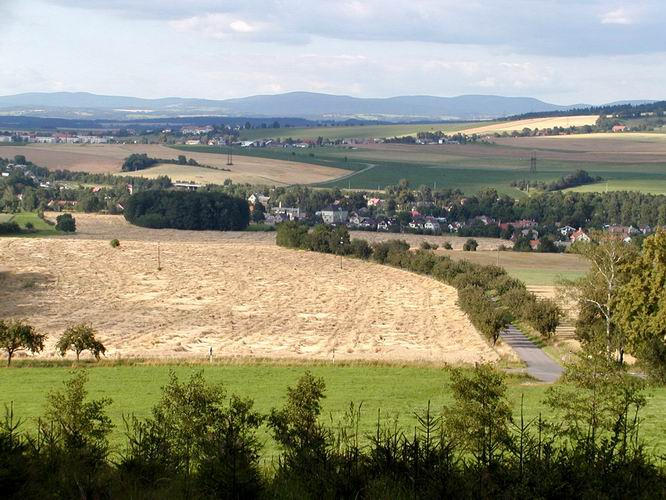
[563,233,637,363]
[616,230,666,381]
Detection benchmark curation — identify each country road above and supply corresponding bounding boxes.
[501,324,563,383]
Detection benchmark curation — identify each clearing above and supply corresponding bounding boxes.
[456,115,599,134]
[0,214,501,364]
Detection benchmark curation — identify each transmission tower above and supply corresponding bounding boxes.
[529,151,537,174]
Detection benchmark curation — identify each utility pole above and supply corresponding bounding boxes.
[530,151,537,174]
[157,242,162,271]
[226,147,233,166]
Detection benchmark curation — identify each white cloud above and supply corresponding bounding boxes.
[601,8,634,25]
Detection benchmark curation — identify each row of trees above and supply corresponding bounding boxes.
[510,170,603,192]
[1,360,662,498]
[123,190,250,231]
[276,223,561,344]
[121,153,201,172]
[0,320,105,365]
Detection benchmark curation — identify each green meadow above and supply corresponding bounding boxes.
[0,212,59,237]
[1,362,665,458]
[174,144,666,195]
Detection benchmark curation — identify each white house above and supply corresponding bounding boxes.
[558,225,576,237]
[570,228,591,243]
[318,206,348,224]
[248,193,270,206]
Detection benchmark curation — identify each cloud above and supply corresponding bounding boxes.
[34,0,666,56]
[600,8,634,25]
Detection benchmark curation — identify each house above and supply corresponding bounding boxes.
[558,225,576,237]
[424,217,441,232]
[0,136,11,143]
[272,205,304,221]
[529,240,540,251]
[318,206,348,224]
[570,228,591,243]
[366,197,383,207]
[185,139,201,145]
[248,193,270,206]
[612,124,627,133]
[173,182,204,191]
[474,215,495,226]
[181,125,213,135]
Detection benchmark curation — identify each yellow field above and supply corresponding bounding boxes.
[0,144,347,185]
[457,115,599,134]
[0,214,502,364]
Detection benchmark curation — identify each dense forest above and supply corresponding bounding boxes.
[123,190,250,230]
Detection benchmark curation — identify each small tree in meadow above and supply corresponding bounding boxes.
[55,213,76,232]
[0,319,46,366]
[56,324,106,361]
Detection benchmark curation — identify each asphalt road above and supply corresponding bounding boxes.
[501,325,563,383]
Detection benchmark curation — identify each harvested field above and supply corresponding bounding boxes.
[0,215,501,364]
[456,115,599,135]
[0,144,348,185]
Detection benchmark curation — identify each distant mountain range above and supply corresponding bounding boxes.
[0,91,654,122]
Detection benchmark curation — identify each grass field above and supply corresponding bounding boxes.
[179,135,666,194]
[1,363,664,456]
[440,250,589,285]
[0,212,58,237]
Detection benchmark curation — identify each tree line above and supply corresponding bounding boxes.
[123,190,250,231]
[276,222,561,344]
[510,169,603,192]
[121,153,202,172]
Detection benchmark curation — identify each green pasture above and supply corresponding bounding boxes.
[0,212,58,237]
[1,363,664,457]
[174,144,666,195]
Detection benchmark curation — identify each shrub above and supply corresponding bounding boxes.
[0,221,21,235]
[463,238,478,251]
[420,241,439,251]
[371,240,410,264]
[443,241,453,250]
[276,221,309,249]
[349,238,372,259]
[55,213,76,232]
[110,239,120,248]
[24,222,34,231]
[524,298,562,338]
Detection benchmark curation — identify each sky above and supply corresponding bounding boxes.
[0,0,664,104]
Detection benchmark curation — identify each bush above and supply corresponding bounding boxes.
[55,213,76,232]
[276,221,309,249]
[463,238,478,251]
[524,298,562,338]
[0,221,21,235]
[349,238,372,259]
[443,241,453,250]
[124,190,249,231]
[24,222,34,231]
[371,240,410,264]
[420,241,439,251]
[110,239,120,248]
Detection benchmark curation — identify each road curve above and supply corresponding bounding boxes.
[501,325,563,383]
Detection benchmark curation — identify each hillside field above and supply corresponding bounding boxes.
[177,132,666,194]
[0,143,347,185]
[0,214,502,364]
